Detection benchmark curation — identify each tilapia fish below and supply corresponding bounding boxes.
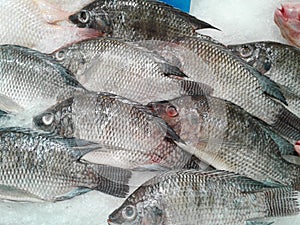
[274,3,300,47]
[51,38,210,104]
[138,37,300,141]
[33,91,204,170]
[149,95,300,188]
[0,0,101,53]
[0,127,132,201]
[0,45,85,115]
[69,0,218,41]
[108,170,300,225]
[228,41,300,118]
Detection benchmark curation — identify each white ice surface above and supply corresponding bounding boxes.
[191,0,291,45]
[1,0,300,225]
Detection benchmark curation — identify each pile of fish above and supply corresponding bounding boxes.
[1,0,300,224]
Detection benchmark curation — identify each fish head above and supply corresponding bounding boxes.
[33,98,74,138]
[148,95,211,147]
[69,2,113,36]
[228,43,273,74]
[108,194,164,225]
[52,41,97,78]
[274,3,300,47]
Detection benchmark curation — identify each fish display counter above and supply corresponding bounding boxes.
[0,0,300,225]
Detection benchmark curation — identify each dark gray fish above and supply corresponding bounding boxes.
[33,91,205,170]
[149,95,300,188]
[0,45,85,114]
[0,127,132,201]
[69,0,218,41]
[51,38,211,104]
[108,170,300,225]
[136,37,300,141]
[228,41,300,118]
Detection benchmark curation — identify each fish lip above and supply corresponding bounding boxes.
[107,219,118,225]
[275,5,288,22]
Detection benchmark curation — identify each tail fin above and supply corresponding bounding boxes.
[88,164,132,198]
[263,188,300,217]
[272,106,300,141]
[182,154,215,171]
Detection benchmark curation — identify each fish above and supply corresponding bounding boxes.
[0,45,85,115]
[51,38,211,104]
[149,95,300,188]
[0,0,101,54]
[32,91,206,170]
[274,3,300,47]
[108,170,300,225]
[136,37,300,141]
[228,41,300,118]
[0,127,132,201]
[68,0,218,41]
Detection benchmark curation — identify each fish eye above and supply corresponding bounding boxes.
[55,50,65,61]
[239,45,253,58]
[121,205,137,221]
[166,105,178,117]
[42,113,54,126]
[78,10,90,24]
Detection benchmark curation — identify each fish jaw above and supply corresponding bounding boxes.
[274,4,300,47]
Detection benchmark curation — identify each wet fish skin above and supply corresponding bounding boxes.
[0,45,85,114]
[274,3,300,47]
[69,0,218,41]
[149,95,300,188]
[228,41,300,118]
[0,0,101,54]
[108,170,300,225]
[51,38,210,104]
[33,91,200,170]
[138,37,300,141]
[0,127,132,201]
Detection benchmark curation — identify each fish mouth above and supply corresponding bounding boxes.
[275,5,289,22]
[275,4,300,21]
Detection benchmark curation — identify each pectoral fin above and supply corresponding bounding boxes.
[0,94,23,113]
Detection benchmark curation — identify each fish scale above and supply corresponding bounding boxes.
[108,170,300,225]
[149,95,300,188]
[0,45,85,114]
[68,0,217,41]
[228,41,300,118]
[0,0,101,54]
[33,92,207,170]
[138,37,300,141]
[51,38,210,104]
[0,128,132,201]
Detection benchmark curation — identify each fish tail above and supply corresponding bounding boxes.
[87,164,132,198]
[272,107,300,141]
[263,188,300,217]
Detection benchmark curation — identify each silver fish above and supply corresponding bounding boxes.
[136,37,300,141]
[68,0,218,41]
[228,41,300,118]
[0,0,101,54]
[108,170,300,225]
[0,45,85,114]
[51,38,211,104]
[149,95,300,188]
[32,91,204,170]
[0,127,132,201]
